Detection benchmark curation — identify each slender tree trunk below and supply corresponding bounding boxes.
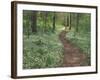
[69,13,71,30]
[65,13,71,31]
[44,12,48,32]
[30,11,37,33]
[64,13,67,31]
[67,15,69,27]
[52,12,56,32]
[76,14,79,32]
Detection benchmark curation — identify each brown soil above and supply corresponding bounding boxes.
[59,30,88,67]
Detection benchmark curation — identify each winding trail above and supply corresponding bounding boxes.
[59,30,88,67]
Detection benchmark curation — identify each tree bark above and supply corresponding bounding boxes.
[76,13,79,32]
[44,12,48,32]
[52,12,56,32]
[30,11,37,33]
[69,13,71,30]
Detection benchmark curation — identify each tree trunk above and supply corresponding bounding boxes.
[64,13,71,31]
[44,12,48,32]
[52,12,56,32]
[76,13,79,32]
[69,13,71,30]
[64,13,67,31]
[30,11,37,33]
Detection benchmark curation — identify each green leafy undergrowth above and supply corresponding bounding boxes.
[23,32,63,69]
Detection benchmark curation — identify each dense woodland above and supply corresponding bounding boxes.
[23,10,91,69]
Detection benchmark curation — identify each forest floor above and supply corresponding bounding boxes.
[59,30,89,67]
[23,30,90,69]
